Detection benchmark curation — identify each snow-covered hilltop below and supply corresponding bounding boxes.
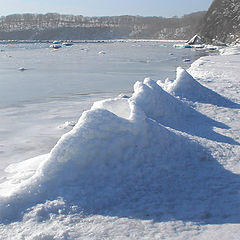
[200,0,240,44]
[0,12,205,40]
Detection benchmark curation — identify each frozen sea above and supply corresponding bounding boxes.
[0,40,205,175]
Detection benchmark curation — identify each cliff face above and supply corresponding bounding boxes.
[201,0,240,43]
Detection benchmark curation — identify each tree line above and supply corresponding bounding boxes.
[0,12,206,40]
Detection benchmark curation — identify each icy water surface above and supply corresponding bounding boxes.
[0,41,205,108]
[0,40,206,175]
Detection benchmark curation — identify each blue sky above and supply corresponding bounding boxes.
[1,0,213,17]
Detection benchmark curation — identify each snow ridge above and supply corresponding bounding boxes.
[165,67,240,108]
[0,72,239,229]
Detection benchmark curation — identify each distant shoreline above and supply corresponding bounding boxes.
[0,39,187,43]
[0,12,205,41]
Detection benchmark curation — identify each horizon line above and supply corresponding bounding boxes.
[0,10,207,19]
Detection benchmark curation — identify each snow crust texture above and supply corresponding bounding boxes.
[0,47,240,239]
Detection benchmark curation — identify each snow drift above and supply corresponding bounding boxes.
[0,75,239,225]
[219,46,240,55]
[164,67,240,108]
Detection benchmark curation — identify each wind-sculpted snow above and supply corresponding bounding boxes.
[164,67,240,109]
[0,75,239,230]
[133,78,237,144]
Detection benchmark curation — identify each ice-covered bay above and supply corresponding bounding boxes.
[0,41,202,108]
[0,42,239,239]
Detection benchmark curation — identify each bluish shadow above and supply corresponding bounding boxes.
[170,69,240,109]
[176,80,240,109]
[136,81,239,145]
[65,119,240,225]
[1,117,240,226]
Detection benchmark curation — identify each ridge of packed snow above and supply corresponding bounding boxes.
[163,67,240,108]
[0,45,240,239]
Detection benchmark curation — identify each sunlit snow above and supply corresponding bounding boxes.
[0,41,239,239]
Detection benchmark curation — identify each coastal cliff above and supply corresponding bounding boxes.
[200,0,240,43]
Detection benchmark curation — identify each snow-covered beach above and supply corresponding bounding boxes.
[0,42,239,239]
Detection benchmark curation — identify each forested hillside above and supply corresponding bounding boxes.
[0,12,205,40]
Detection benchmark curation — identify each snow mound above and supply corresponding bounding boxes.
[165,67,210,99]
[133,77,234,142]
[58,121,76,129]
[91,97,131,119]
[98,51,106,54]
[0,76,239,225]
[132,77,193,124]
[164,67,240,108]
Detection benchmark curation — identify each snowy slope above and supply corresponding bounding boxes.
[0,46,240,239]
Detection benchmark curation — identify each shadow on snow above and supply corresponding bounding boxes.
[1,117,239,226]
